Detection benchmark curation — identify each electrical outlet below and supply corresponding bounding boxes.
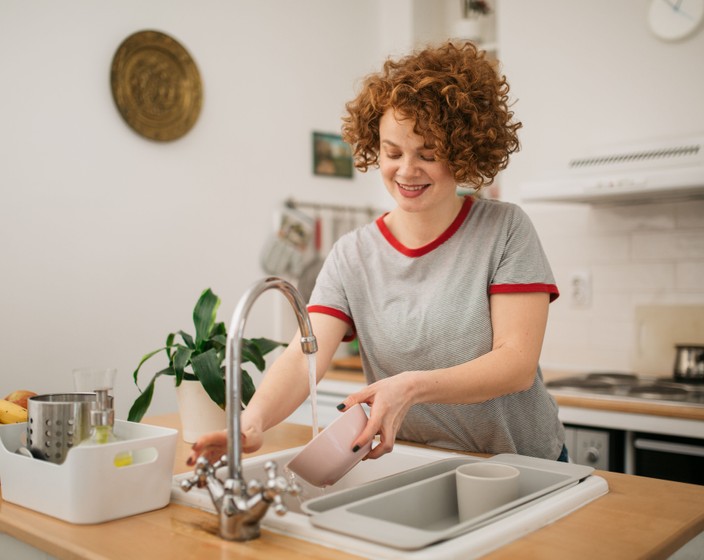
[569,270,591,308]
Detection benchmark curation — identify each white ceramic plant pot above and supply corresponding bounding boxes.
[175,379,227,443]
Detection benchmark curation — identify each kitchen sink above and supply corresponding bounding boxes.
[171,444,608,559]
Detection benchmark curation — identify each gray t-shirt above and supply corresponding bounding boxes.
[309,196,565,459]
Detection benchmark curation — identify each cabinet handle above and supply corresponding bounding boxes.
[633,438,704,458]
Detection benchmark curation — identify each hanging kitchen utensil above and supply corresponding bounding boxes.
[260,205,314,277]
[298,213,325,302]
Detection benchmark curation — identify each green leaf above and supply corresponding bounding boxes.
[242,337,286,371]
[250,337,287,356]
[165,332,176,361]
[127,366,173,422]
[209,333,226,353]
[212,321,227,337]
[194,288,220,350]
[242,340,266,371]
[191,348,225,407]
[178,330,195,350]
[172,346,194,386]
[133,346,173,386]
[242,370,256,406]
[127,383,154,422]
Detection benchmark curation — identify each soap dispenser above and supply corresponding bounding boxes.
[86,388,133,467]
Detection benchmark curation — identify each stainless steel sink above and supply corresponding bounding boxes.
[171,444,608,559]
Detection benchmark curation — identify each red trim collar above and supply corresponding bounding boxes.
[376,196,474,257]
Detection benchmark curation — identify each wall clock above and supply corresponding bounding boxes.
[111,30,203,141]
[648,0,704,41]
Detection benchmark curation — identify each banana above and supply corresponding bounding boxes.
[0,399,28,424]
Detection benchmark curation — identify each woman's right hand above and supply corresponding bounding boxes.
[187,430,227,466]
[186,417,265,466]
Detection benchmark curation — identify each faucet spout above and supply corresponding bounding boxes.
[226,277,317,485]
[179,277,309,540]
[215,277,314,540]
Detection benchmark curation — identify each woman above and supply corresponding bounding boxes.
[189,41,565,466]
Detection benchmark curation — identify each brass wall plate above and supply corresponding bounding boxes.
[110,30,202,141]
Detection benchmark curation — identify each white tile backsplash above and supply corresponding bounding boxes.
[677,261,704,292]
[593,262,676,294]
[675,201,704,228]
[543,234,630,264]
[588,203,677,232]
[632,231,704,261]
[524,198,704,373]
[632,305,704,376]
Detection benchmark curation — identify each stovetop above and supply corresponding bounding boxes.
[545,372,704,407]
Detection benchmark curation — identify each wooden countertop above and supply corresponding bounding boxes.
[1,414,703,560]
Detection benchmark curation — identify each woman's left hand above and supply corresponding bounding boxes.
[337,371,417,460]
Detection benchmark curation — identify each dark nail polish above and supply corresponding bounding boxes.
[352,445,360,453]
[336,403,345,411]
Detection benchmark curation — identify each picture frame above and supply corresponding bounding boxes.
[312,131,354,178]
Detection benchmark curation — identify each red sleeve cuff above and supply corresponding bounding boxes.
[307,305,357,341]
[489,283,560,302]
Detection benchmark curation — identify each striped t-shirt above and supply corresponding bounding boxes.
[309,196,565,459]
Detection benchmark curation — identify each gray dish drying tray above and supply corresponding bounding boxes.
[302,453,594,551]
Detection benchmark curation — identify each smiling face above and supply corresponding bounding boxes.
[378,110,458,215]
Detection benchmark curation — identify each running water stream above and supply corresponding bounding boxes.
[283,352,324,504]
[307,353,319,438]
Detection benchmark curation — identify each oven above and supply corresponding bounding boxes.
[546,372,704,485]
[562,424,624,473]
[633,432,704,485]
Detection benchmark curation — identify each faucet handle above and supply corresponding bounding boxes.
[180,454,231,493]
[212,454,227,471]
[180,456,214,492]
[261,460,301,516]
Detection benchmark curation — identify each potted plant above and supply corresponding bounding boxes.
[127,288,285,432]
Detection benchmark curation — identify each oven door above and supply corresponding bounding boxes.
[634,433,704,485]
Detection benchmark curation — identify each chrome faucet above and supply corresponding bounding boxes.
[180,277,318,541]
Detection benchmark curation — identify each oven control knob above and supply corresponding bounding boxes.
[586,447,600,464]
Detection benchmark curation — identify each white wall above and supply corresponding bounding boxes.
[2,0,703,423]
[0,0,394,419]
[496,0,704,372]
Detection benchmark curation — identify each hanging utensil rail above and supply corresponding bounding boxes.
[284,198,383,218]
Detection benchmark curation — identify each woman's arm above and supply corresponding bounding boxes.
[342,292,550,458]
[187,312,348,464]
[242,312,349,436]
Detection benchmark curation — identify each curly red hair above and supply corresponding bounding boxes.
[341,42,521,189]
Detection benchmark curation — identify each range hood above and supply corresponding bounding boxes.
[520,135,704,204]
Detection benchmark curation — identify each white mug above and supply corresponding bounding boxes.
[456,462,520,522]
